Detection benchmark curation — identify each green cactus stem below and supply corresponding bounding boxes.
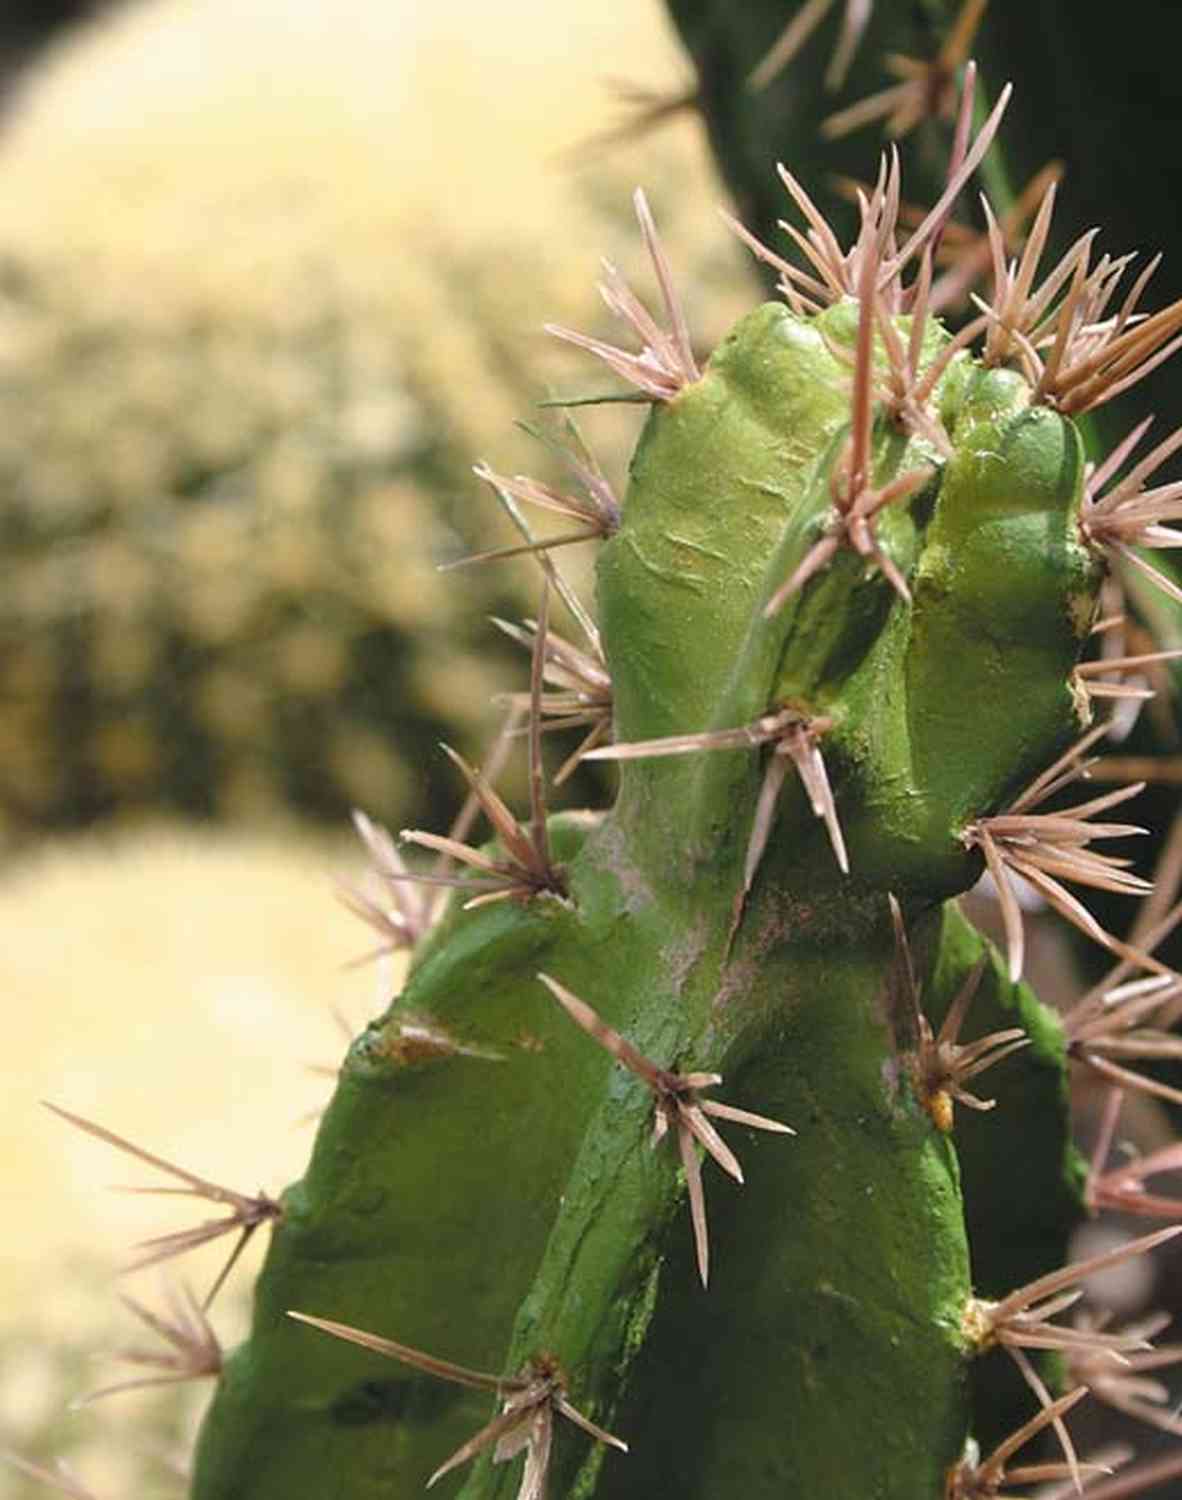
[41,68,1182,1500]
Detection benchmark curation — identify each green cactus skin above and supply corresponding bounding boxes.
[658,0,1182,735]
[191,279,1098,1497]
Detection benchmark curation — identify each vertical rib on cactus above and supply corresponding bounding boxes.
[177,91,1169,1493]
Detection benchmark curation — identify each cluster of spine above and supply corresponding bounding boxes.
[19,22,1182,1500]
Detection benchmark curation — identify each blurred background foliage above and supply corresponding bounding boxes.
[0,1,753,1493]
[0,0,753,847]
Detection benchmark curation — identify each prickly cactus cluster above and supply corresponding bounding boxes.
[23,24,1182,1500]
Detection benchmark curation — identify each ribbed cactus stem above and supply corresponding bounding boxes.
[182,105,1148,1492]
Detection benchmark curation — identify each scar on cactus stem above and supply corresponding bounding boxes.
[285,1315,627,1498]
[886,894,1028,1131]
[537,972,794,1287]
[42,1102,281,1310]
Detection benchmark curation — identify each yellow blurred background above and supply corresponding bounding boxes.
[0,0,754,1492]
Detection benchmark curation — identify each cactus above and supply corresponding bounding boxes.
[25,37,1182,1500]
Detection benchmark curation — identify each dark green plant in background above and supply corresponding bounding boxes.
[22,5,1182,1499]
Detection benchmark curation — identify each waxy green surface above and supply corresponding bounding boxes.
[194,299,1094,1498]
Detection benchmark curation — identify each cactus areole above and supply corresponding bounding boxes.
[158,88,1182,1500]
